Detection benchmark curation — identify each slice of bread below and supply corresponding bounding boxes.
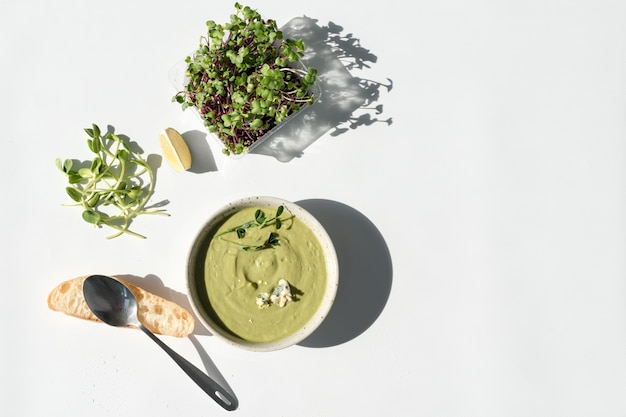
[48,275,194,338]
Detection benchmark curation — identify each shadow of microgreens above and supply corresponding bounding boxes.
[251,16,393,162]
[295,199,393,348]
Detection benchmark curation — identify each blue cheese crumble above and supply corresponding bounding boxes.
[256,279,293,309]
[256,292,271,309]
[270,279,293,307]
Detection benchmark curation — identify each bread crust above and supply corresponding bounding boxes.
[48,275,194,338]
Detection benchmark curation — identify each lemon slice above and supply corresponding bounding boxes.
[160,128,192,172]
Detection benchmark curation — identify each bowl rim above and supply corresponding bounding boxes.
[186,196,339,352]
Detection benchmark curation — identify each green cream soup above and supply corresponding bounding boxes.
[203,207,327,343]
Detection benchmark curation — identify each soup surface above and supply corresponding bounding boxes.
[203,206,327,342]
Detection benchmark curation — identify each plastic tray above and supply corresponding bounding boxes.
[169,58,321,158]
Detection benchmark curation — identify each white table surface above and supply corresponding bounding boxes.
[2,0,626,415]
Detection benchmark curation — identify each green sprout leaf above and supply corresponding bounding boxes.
[215,205,287,251]
[249,119,263,130]
[254,209,266,225]
[82,209,101,225]
[66,187,82,202]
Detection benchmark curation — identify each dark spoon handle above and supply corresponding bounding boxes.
[139,324,238,411]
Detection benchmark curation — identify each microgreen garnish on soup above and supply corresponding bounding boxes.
[215,205,286,251]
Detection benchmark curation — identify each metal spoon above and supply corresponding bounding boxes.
[82,274,238,411]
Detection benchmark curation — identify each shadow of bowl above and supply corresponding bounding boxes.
[295,199,393,348]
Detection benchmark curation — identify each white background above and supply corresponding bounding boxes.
[2,0,626,416]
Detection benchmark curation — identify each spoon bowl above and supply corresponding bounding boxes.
[82,274,238,411]
[82,276,139,327]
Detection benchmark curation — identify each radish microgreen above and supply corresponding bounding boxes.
[173,3,318,156]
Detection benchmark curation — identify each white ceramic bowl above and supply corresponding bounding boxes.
[186,196,338,351]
